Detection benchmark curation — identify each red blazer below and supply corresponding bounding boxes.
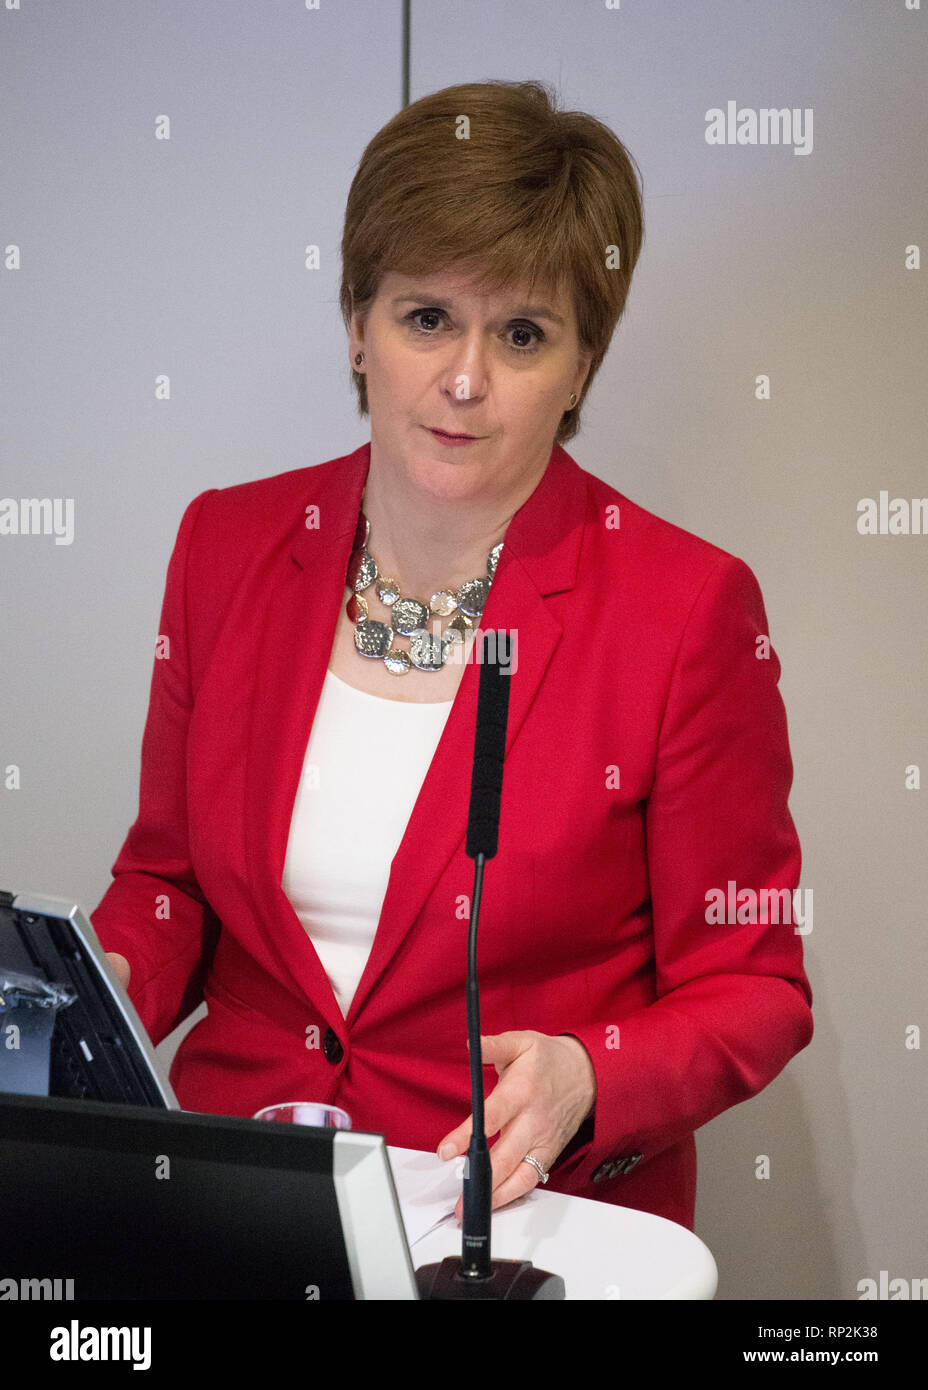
[92,439,813,1232]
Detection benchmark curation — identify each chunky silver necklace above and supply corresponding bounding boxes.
[345,510,503,675]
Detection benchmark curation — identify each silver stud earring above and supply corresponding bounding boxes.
[354,352,364,367]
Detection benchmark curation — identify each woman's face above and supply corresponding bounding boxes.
[349,268,592,504]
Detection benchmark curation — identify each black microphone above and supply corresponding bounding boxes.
[415,631,565,1300]
[464,628,512,861]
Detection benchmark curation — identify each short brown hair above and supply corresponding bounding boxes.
[339,79,644,445]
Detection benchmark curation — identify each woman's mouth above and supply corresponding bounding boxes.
[427,427,481,446]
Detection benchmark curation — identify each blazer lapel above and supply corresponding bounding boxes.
[243,440,588,1030]
[243,445,369,1028]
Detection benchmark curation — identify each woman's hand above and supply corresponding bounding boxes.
[436,1030,596,1222]
[106,952,131,989]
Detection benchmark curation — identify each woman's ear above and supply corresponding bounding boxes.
[573,348,593,401]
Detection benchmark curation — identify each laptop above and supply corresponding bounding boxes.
[0,889,177,1107]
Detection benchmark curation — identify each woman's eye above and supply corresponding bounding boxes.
[409,308,443,333]
[405,309,542,354]
[508,323,542,352]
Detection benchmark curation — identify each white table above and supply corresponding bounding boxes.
[387,1146,717,1301]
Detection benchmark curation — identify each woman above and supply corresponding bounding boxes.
[93,79,813,1233]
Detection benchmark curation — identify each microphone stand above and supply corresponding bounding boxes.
[415,632,565,1300]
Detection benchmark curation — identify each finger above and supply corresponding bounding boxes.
[482,1106,561,1206]
[451,1128,551,1222]
[488,1149,551,1211]
[441,1061,527,1162]
[107,952,130,988]
[437,1094,511,1160]
[473,1031,535,1076]
[437,1115,472,1161]
[447,1032,543,1158]
[437,1056,530,1159]
[448,1112,533,1222]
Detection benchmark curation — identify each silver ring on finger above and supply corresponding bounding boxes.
[521,1153,549,1184]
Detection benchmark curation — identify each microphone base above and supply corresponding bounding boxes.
[415,1257,565,1300]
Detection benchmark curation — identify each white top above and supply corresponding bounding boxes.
[281,668,455,1017]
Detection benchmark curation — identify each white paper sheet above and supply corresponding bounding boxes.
[387,1145,469,1247]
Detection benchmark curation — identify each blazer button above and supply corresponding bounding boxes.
[622,1152,643,1174]
[591,1161,612,1183]
[322,1027,344,1065]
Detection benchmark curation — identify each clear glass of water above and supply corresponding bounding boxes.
[252,1101,351,1129]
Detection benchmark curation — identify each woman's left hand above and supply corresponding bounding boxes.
[436,1030,597,1222]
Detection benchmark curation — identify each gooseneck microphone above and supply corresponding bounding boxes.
[415,631,566,1300]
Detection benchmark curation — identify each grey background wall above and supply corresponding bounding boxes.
[2,0,925,1302]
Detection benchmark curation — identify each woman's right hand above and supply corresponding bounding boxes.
[106,952,131,989]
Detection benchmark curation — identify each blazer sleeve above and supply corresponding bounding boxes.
[554,552,813,1180]
[90,488,221,1046]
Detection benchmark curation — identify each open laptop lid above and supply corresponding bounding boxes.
[0,889,178,1108]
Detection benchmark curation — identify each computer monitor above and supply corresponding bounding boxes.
[0,1091,420,1300]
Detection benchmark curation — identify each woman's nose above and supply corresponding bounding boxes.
[442,334,489,402]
